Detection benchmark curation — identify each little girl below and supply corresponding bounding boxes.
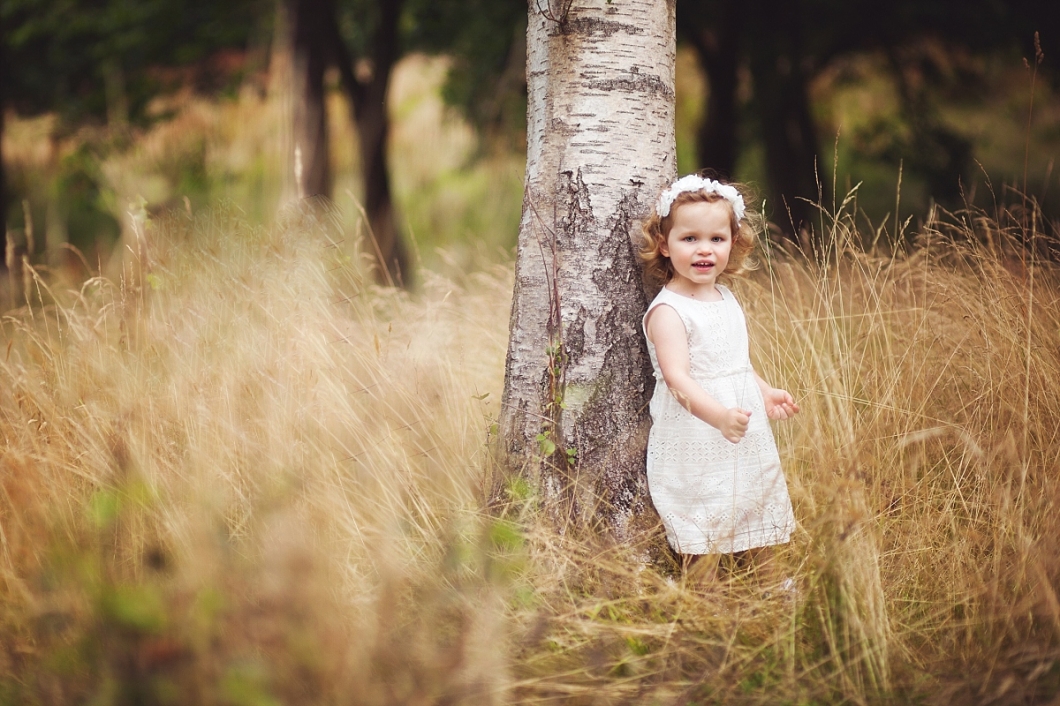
[641,174,797,575]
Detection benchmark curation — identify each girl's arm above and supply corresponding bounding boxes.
[754,371,800,420]
[646,305,751,443]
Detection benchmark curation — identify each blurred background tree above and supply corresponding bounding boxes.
[281,0,523,285]
[2,0,271,259]
[405,0,527,145]
[679,0,1060,241]
[284,0,411,285]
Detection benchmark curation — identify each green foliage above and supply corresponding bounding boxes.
[487,518,523,553]
[3,0,270,124]
[221,662,282,706]
[405,0,526,135]
[677,0,1060,229]
[535,432,556,457]
[100,583,168,634]
[334,0,527,136]
[504,476,533,505]
[2,0,271,232]
[335,0,386,58]
[52,143,121,252]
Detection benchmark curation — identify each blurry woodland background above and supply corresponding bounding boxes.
[3,0,1060,280]
[2,1,1060,704]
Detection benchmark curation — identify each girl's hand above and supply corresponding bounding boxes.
[719,407,752,443]
[763,387,799,420]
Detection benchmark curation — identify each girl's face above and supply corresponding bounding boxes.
[660,199,734,297]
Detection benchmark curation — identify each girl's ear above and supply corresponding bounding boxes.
[659,235,670,258]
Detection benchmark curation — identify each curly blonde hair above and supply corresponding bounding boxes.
[640,180,762,286]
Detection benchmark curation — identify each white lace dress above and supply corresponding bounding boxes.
[643,285,795,555]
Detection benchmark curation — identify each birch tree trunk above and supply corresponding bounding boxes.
[500,0,676,538]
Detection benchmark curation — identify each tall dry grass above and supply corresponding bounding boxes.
[0,204,514,704]
[1,196,1059,705]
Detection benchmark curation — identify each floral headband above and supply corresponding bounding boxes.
[656,175,745,223]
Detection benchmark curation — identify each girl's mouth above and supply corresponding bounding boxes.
[693,262,714,271]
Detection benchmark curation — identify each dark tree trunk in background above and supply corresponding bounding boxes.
[354,0,407,287]
[1,90,6,243]
[679,0,742,179]
[747,0,821,240]
[286,0,332,199]
[0,11,7,240]
[331,0,409,287]
[885,48,972,207]
[283,0,409,286]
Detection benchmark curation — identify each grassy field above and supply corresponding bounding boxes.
[4,47,1060,706]
[1,190,1058,704]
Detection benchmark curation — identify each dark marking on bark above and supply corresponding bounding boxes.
[514,179,661,545]
[494,391,531,507]
[586,306,654,525]
[563,184,655,537]
[597,302,653,405]
[592,186,644,294]
[549,117,578,138]
[534,349,581,519]
[585,73,675,101]
[564,306,587,364]
[561,325,653,538]
[558,169,594,248]
[558,17,643,38]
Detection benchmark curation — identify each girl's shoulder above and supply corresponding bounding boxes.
[644,286,686,326]
[648,286,677,304]
[646,286,688,314]
[643,287,693,334]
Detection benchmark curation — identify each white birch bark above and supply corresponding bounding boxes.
[500,0,676,538]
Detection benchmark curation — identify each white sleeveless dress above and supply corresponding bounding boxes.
[643,285,796,555]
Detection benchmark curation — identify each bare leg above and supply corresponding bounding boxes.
[724,547,780,587]
[682,553,719,588]
[745,546,796,599]
[747,546,777,583]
